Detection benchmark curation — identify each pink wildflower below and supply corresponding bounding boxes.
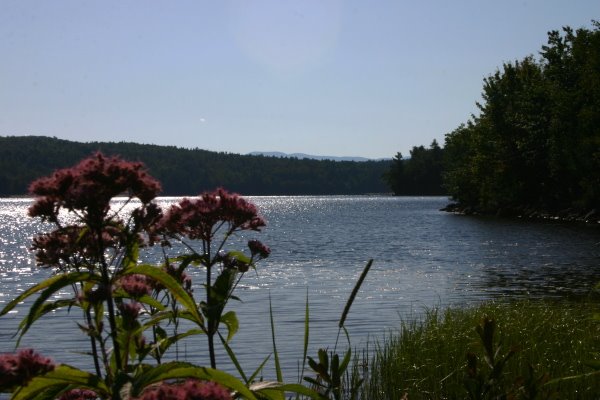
[158,188,265,242]
[132,202,164,245]
[28,152,161,225]
[31,226,84,267]
[119,301,142,321]
[248,239,271,259]
[0,349,56,390]
[137,379,232,400]
[119,274,152,298]
[31,225,127,267]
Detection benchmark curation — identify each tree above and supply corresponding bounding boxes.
[443,22,600,214]
[384,140,445,195]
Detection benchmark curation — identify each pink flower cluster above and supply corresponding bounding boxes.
[28,152,161,224]
[118,301,142,321]
[0,349,56,390]
[31,225,128,268]
[248,239,271,259]
[119,274,153,298]
[30,226,86,267]
[158,188,266,241]
[137,379,232,400]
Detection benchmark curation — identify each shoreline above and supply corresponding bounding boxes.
[441,203,600,225]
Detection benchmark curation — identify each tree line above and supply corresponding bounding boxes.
[383,140,445,195]
[386,22,600,215]
[444,22,599,214]
[0,136,391,196]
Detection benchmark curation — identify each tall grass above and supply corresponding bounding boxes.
[352,300,600,399]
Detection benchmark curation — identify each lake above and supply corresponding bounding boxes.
[1,196,599,380]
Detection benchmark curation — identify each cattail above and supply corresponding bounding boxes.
[339,259,373,328]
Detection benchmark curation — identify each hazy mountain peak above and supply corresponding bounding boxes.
[248,151,376,162]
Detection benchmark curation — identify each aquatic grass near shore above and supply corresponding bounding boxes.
[352,300,600,399]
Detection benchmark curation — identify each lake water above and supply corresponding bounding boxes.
[1,196,599,381]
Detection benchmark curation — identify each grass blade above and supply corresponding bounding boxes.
[300,288,310,383]
[218,331,249,384]
[269,293,283,383]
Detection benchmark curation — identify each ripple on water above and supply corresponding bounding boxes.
[0,196,599,378]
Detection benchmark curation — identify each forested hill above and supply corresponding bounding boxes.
[0,136,391,196]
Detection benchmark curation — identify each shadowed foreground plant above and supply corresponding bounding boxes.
[303,260,372,400]
[464,317,518,399]
[0,152,329,400]
[0,349,56,392]
[464,316,562,399]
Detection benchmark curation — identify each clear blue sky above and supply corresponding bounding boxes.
[1,1,598,159]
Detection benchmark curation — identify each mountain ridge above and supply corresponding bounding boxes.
[248,151,390,162]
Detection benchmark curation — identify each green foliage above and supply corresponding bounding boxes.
[9,365,110,400]
[464,317,518,399]
[0,154,334,400]
[0,136,390,196]
[384,140,445,195]
[444,21,600,214]
[353,301,600,399]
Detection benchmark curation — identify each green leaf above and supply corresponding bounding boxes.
[112,289,165,311]
[339,348,352,375]
[247,354,271,385]
[264,383,325,399]
[155,325,167,341]
[318,349,329,373]
[137,310,206,337]
[307,356,319,372]
[307,355,329,382]
[331,354,340,387]
[170,253,205,268]
[13,273,100,346]
[303,376,325,388]
[212,268,237,304]
[10,383,66,400]
[122,265,203,326]
[269,294,283,383]
[93,301,104,332]
[0,272,98,317]
[227,250,252,265]
[220,311,239,343]
[123,237,139,269]
[156,328,204,354]
[301,290,310,381]
[10,365,109,400]
[247,382,286,400]
[16,299,78,342]
[218,331,249,384]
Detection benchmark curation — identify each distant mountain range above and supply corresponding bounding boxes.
[248,151,390,162]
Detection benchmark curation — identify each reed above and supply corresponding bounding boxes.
[352,300,600,399]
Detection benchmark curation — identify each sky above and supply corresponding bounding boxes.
[1,1,598,159]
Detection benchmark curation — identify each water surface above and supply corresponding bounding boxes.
[1,196,599,379]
